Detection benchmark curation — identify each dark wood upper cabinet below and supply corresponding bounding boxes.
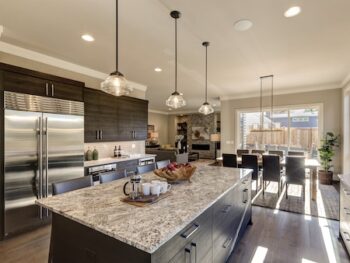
[84,88,148,143]
[0,63,84,101]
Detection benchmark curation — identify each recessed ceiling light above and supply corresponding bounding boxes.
[213,104,216,107]
[284,6,301,18]
[154,67,162,72]
[81,34,95,42]
[234,19,253,32]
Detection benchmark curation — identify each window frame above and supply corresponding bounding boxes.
[235,103,324,150]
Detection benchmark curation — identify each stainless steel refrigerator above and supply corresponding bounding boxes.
[3,91,84,237]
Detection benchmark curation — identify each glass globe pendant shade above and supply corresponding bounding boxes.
[166,91,186,109]
[198,102,214,115]
[101,71,132,96]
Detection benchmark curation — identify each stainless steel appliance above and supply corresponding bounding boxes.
[87,163,117,182]
[3,91,84,237]
[138,157,155,166]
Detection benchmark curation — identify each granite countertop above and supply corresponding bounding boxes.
[84,154,156,167]
[36,163,251,254]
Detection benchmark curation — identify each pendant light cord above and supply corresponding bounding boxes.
[205,45,208,103]
[116,0,119,72]
[175,17,178,93]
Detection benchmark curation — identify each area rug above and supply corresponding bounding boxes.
[252,179,339,220]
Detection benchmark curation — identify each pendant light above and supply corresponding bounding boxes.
[166,11,186,109]
[198,41,214,115]
[101,0,132,96]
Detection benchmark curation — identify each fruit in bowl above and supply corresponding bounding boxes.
[154,162,196,182]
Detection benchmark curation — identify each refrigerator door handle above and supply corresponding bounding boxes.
[45,117,49,198]
[38,116,44,219]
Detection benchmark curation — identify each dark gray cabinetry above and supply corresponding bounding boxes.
[340,179,350,255]
[213,177,251,263]
[153,174,252,263]
[0,63,84,101]
[153,206,213,263]
[84,88,148,142]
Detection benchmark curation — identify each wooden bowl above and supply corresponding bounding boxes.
[154,166,197,183]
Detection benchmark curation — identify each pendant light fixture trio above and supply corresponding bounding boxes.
[101,0,132,96]
[198,41,214,115]
[166,10,186,109]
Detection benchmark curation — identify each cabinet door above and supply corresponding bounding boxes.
[51,81,84,101]
[133,100,148,140]
[84,88,101,142]
[117,97,148,141]
[97,91,118,142]
[2,70,48,96]
[169,245,191,263]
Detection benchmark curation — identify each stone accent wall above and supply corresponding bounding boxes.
[175,113,219,159]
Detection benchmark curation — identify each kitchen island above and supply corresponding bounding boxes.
[36,165,252,263]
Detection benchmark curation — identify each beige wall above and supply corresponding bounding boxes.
[221,88,343,173]
[148,112,169,145]
[343,83,350,175]
[0,52,146,99]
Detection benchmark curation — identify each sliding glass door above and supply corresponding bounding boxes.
[238,105,321,154]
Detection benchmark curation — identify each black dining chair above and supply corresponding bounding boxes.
[287,151,305,156]
[285,156,306,199]
[262,155,283,196]
[237,149,249,157]
[99,170,127,184]
[252,149,265,155]
[137,163,156,175]
[222,154,238,168]
[52,176,93,195]
[156,160,170,169]
[268,150,284,159]
[241,154,261,194]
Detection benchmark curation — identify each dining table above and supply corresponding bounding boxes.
[216,155,321,201]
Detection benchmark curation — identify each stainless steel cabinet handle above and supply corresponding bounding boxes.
[100,130,103,140]
[223,237,233,248]
[243,189,248,203]
[191,242,197,263]
[96,130,99,140]
[45,83,49,96]
[185,248,191,263]
[51,83,54,97]
[222,205,231,213]
[181,223,200,239]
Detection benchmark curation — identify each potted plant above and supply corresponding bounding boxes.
[318,132,340,185]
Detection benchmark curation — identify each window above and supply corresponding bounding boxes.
[237,105,321,154]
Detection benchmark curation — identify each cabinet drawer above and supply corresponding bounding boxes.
[152,207,212,263]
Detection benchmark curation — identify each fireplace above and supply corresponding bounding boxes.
[192,144,210,151]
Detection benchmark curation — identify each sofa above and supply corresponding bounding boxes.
[145,148,188,164]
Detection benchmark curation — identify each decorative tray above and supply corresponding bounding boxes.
[121,192,172,207]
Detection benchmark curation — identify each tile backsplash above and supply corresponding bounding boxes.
[84,141,145,159]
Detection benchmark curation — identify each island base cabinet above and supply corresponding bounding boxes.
[153,207,213,263]
[50,213,151,263]
[47,173,252,263]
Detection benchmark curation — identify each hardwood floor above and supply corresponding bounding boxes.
[0,207,349,263]
[230,207,350,263]
[1,226,50,263]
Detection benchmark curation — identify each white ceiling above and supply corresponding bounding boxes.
[0,0,349,112]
